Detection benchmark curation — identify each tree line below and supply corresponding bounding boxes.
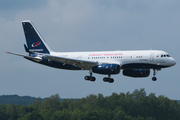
[0,88,179,120]
[0,95,42,106]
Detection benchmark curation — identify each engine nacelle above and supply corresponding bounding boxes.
[123,69,150,77]
[92,64,120,75]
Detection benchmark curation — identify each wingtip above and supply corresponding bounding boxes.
[6,52,10,54]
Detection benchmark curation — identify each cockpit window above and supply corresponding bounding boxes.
[161,54,170,57]
[167,55,170,57]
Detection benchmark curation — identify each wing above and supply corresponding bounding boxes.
[44,55,98,70]
[6,52,42,62]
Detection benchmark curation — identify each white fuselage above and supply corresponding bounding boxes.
[50,50,176,70]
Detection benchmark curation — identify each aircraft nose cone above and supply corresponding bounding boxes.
[170,58,176,66]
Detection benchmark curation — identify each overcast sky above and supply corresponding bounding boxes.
[0,0,180,99]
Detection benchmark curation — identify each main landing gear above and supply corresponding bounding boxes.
[103,75,114,83]
[84,72,96,82]
[85,70,96,82]
[84,70,114,83]
[152,69,158,81]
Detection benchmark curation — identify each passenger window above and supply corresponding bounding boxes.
[161,55,163,57]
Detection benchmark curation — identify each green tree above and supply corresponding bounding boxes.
[25,110,43,120]
[40,109,53,120]
[41,94,61,113]
[136,116,145,120]
[71,109,84,120]
[51,109,71,120]
[6,104,19,119]
[113,106,128,120]
[60,99,74,111]
[31,97,42,109]
[147,93,158,118]
[97,93,106,109]
[86,94,98,110]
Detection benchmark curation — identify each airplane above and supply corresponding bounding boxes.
[6,20,176,83]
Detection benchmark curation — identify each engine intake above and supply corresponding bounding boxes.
[92,64,120,75]
[123,69,150,77]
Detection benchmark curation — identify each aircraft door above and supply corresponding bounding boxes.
[150,53,154,62]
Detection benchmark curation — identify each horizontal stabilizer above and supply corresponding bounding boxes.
[6,52,42,62]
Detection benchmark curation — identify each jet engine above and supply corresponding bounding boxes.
[92,64,120,75]
[123,69,150,77]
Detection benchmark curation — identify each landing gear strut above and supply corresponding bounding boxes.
[84,69,96,82]
[152,69,157,81]
[103,74,114,83]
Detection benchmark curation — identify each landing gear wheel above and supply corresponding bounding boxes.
[90,77,96,82]
[109,78,114,83]
[103,77,108,82]
[103,77,114,83]
[84,76,90,80]
[152,77,157,81]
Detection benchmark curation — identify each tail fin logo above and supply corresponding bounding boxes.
[32,41,41,47]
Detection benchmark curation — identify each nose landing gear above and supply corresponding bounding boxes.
[152,69,159,81]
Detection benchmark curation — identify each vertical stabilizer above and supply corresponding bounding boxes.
[22,20,52,54]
